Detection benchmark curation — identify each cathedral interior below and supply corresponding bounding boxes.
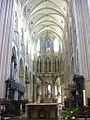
[0,0,90,119]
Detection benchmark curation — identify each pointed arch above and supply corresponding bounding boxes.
[37,57,42,72]
[55,56,59,72]
[44,57,51,72]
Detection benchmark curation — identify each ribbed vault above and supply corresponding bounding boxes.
[21,0,68,43]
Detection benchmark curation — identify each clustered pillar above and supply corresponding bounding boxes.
[0,0,14,98]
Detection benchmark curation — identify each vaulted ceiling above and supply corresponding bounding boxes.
[21,0,69,42]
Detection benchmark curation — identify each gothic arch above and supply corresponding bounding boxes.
[53,56,59,72]
[37,57,42,72]
[44,57,51,72]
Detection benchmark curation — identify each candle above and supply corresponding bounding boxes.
[83,90,86,106]
[20,104,22,111]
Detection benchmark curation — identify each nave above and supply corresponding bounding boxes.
[0,0,90,120]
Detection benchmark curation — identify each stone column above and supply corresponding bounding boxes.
[43,62,44,72]
[41,82,46,98]
[51,61,53,72]
[42,84,45,98]
[14,90,18,100]
[29,74,33,102]
[0,0,14,98]
[27,84,31,99]
[51,84,55,98]
[57,86,61,103]
[45,82,48,97]
[56,61,58,72]
[37,86,41,103]
[25,84,28,99]
[72,0,90,80]
[33,84,37,103]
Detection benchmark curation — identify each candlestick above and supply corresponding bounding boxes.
[83,90,86,106]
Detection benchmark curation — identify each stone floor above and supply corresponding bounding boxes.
[78,118,90,120]
[4,115,27,120]
[3,113,90,120]
[4,116,90,120]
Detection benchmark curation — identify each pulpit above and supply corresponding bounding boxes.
[26,103,58,120]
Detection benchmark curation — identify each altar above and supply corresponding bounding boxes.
[26,103,59,120]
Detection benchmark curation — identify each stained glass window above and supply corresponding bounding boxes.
[36,39,40,51]
[45,33,51,51]
[46,39,50,51]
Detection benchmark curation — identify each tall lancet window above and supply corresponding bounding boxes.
[36,39,40,51]
[54,38,59,52]
[45,32,51,52]
[87,0,90,15]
